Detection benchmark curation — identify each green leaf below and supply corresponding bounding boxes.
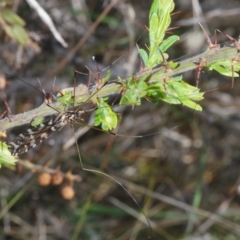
[146,83,166,103]
[94,98,118,131]
[149,0,174,45]
[159,35,180,53]
[146,77,204,110]
[209,62,239,77]
[139,0,178,68]
[148,35,180,67]
[31,117,44,127]
[57,91,73,107]
[149,0,175,49]
[102,70,112,84]
[0,142,17,168]
[167,79,204,110]
[0,9,30,45]
[120,77,148,106]
[138,49,149,67]
[149,12,159,46]
[1,9,25,26]
[11,24,30,44]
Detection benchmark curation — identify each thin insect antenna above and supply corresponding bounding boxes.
[213,29,218,46]
[37,78,47,97]
[92,56,101,80]
[216,29,240,88]
[37,78,56,104]
[7,74,56,104]
[171,10,181,16]
[231,63,234,88]
[84,65,95,88]
[216,29,240,52]
[101,54,125,73]
[15,76,43,94]
[74,70,88,76]
[136,43,148,72]
[75,116,184,139]
[158,47,167,66]
[74,71,90,88]
[198,22,211,45]
[51,77,56,97]
[52,77,56,89]
[36,78,60,113]
[50,77,57,101]
[71,125,153,235]
[73,80,207,140]
[198,22,219,50]
[165,26,179,35]
[135,30,146,44]
[73,71,77,107]
[111,89,124,106]
[0,91,12,121]
[193,57,207,87]
[73,67,113,115]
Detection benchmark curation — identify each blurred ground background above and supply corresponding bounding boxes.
[1,0,240,239]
